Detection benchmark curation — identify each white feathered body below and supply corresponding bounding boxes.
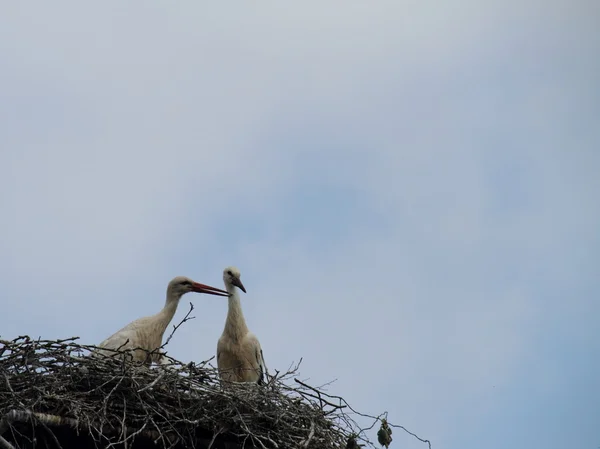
[217,268,266,384]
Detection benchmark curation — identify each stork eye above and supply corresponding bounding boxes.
[227,270,232,275]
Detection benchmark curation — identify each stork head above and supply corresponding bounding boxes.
[168,276,230,299]
[223,266,246,293]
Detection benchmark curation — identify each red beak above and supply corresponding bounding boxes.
[191,282,230,297]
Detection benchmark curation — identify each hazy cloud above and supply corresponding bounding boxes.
[1,2,598,449]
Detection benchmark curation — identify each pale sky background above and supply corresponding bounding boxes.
[1,2,599,449]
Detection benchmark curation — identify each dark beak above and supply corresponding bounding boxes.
[231,277,247,293]
[191,282,230,297]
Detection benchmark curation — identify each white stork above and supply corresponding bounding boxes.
[217,266,267,384]
[95,276,229,365]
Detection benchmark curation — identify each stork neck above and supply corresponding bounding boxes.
[224,286,249,340]
[156,295,181,333]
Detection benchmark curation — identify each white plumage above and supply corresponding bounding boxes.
[96,276,229,365]
[217,267,267,384]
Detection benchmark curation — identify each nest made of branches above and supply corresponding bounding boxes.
[0,336,377,449]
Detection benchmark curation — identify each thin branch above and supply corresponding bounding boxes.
[301,420,315,448]
[390,423,432,449]
[0,435,14,449]
[294,378,346,411]
[138,372,166,393]
[162,302,195,348]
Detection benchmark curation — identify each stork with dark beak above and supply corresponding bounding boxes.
[217,266,267,384]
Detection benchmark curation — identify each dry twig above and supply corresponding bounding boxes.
[0,337,431,449]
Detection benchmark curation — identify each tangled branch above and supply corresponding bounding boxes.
[0,336,431,449]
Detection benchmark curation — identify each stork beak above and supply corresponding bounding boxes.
[231,277,247,293]
[191,282,230,297]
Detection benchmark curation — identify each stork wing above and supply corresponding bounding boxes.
[94,318,155,363]
[217,332,267,384]
[97,329,136,352]
[257,347,267,385]
[248,333,267,385]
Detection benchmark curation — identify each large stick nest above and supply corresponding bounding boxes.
[0,336,375,449]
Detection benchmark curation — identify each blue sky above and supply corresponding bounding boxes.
[1,2,599,448]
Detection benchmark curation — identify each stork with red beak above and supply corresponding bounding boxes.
[95,276,229,365]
